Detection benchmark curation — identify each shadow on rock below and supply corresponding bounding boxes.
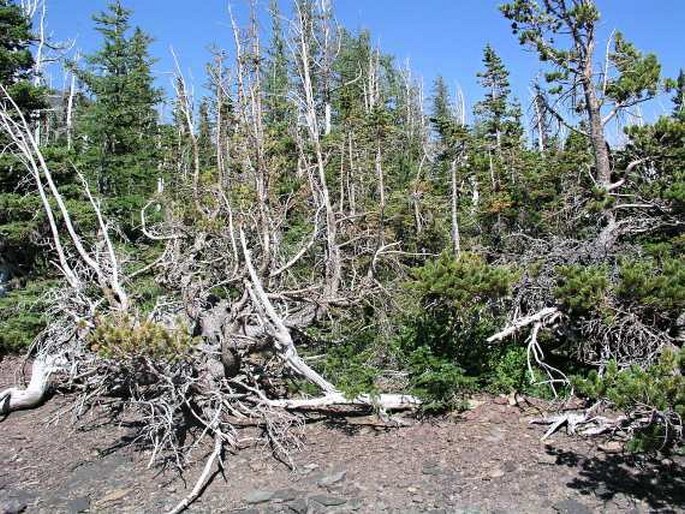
[546,446,685,511]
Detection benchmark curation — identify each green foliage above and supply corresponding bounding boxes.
[606,32,661,105]
[0,1,51,292]
[0,280,56,353]
[553,256,684,329]
[74,1,162,212]
[488,345,530,394]
[321,342,379,400]
[412,252,517,311]
[574,348,685,452]
[623,114,685,217]
[671,69,685,119]
[474,44,523,151]
[500,0,600,72]
[555,265,609,316]
[618,257,685,317]
[89,315,195,361]
[588,186,616,212]
[304,311,384,400]
[0,0,46,113]
[404,345,475,413]
[0,0,33,81]
[396,253,518,410]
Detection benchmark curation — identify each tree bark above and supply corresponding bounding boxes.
[450,158,461,257]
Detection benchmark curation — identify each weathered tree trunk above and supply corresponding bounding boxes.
[65,56,77,151]
[294,1,341,298]
[586,93,612,187]
[0,356,59,414]
[581,35,611,187]
[450,158,461,257]
[171,51,201,199]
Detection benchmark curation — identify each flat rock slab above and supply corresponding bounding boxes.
[553,498,592,514]
[272,488,300,502]
[316,470,347,487]
[245,490,275,504]
[0,499,27,514]
[309,494,348,507]
[285,499,308,514]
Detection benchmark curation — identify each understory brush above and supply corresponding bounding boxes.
[574,347,685,453]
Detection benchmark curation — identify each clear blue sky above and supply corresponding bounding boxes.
[45,0,684,127]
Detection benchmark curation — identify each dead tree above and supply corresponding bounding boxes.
[291,0,341,298]
[0,6,426,512]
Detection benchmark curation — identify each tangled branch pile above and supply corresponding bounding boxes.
[1,0,684,510]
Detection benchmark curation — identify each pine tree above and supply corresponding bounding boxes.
[473,45,522,152]
[0,0,52,351]
[500,0,661,189]
[196,98,214,171]
[264,0,292,128]
[673,69,685,120]
[431,75,464,148]
[0,0,47,263]
[472,44,523,230]
[76,1,162,203]
[0,0,45,112]
[430,76,468,255]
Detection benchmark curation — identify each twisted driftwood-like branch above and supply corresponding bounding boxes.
[166,436,223,514]
[267,393,421,411]
[240,229,421,411]
[0,354,64,414]
[487,307,559,343]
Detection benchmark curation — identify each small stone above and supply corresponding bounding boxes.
[407,487,419,494]
[553,499,592,514]
[302,463,319,474]
[487,467,505,479]
[95,488,131,506]
[65,497,90,513]
[245,490,274,504]
[309,494,347,507]
[466,399,485,410]
[422,464,441,476]
[411,495,424,503]
[286,499,308,514]
[317,470,347,487]
[347,498,363,511]
[598,441,622,453]
[594,483,611,498]
[272,489,299,502]
[503,461,517,473]
[0,499,27,514]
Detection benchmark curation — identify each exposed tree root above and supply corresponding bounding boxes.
[0,12,430,514]
[0,355,63,414]
[165,436,223,514]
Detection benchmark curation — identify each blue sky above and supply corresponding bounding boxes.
[45,0,684,129]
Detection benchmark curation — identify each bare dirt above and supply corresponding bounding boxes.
[1,356,684,514]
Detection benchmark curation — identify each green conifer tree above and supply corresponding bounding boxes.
[673,69,685,120]
[500,0,661,190]
[75,1,162,208]
[473,45,522,152]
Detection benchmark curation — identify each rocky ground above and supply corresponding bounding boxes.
[1,358,684,514]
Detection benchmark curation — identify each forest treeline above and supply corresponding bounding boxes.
[0,0,683,464]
